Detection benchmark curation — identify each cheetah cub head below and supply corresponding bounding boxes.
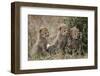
[58,23,69,36]
[39,27,49,39]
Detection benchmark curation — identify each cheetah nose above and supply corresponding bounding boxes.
[47,34,49,37]
[74,37,78,40]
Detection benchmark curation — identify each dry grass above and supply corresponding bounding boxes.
[29,50,88,60]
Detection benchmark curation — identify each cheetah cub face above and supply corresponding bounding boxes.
[70,26,80,39]
[59,24,69,36]
[39,27,49,39]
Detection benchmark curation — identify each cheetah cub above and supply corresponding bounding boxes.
[47,24,69,55]
[30,27,49,59]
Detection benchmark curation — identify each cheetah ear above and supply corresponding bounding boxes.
[58,26,62,31]
[39,29,42,33]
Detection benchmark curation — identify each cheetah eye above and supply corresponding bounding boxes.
[64,30,66,32]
